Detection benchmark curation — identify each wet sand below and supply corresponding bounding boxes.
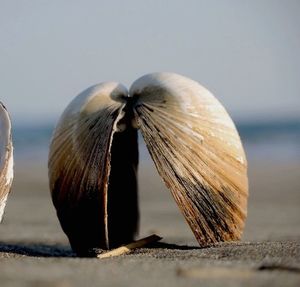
[0,158,299,286]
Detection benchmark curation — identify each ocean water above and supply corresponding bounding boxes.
[12,120,300,163]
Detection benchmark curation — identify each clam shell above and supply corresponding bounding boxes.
[131,73,248,245]
[0,102,13,222]
[49,83,139,255]
[49,73,248,255]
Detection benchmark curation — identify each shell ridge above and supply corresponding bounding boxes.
[131,73,248,246]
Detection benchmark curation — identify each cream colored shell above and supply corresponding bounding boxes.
[131,73,248,245]
[49,73,248,255]
[0,103,13,222]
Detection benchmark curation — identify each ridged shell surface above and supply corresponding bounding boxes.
[131,73,248,245]
[49,83,139,255]
[49,73,248,255]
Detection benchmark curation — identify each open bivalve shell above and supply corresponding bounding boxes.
[48,73,248,256]
[0,102,13,222]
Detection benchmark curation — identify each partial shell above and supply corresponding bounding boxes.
[48,83,139,255]
[0,102,13,222]
[130,73,248,245]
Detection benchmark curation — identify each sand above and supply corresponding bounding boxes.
[0,158,299,286]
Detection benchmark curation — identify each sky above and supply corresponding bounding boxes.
[1,0,299,125]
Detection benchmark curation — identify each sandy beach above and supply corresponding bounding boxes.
[1,0,299,286]
[0,157,299,286]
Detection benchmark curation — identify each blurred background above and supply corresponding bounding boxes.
[1,3,300,287]
[1,0,300,163]
[0,1,299,244]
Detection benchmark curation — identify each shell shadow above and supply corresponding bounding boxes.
[146,241,201,250]
[0,241,199,258]
[0,242,75,258]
